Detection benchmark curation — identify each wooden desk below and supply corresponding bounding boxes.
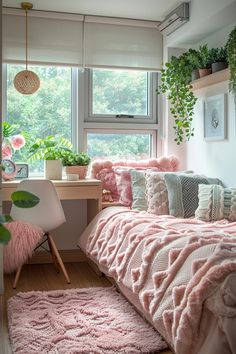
[1,178,102,223]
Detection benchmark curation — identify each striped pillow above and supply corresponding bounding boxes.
[195,184,236,221]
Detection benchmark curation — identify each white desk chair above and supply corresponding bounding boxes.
[10,179,71,288]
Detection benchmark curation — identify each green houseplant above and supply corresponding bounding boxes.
[158,51,197,145]
[61,151,91,179]
[209,47,228,73]
[29,136,72,180]
[186,48,201,81]
[197,44,212,77]
[226,26,236,97]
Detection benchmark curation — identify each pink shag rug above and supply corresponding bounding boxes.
[8,287,168,354]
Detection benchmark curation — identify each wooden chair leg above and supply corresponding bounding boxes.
[47,235,60,273]
[13,265,23,289]
[47,234,71,284]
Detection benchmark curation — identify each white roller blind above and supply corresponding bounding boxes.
[3,9,163,70]
[84,16,162,71]
[3,9,84,67]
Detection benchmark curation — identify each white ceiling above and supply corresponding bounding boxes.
[3,0,184,21]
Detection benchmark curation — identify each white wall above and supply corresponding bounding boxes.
[186,83,235,186]
[185,23,236,186]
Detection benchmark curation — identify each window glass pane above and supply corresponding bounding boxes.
[87,132,152,160]
[92,69,148,116]
[6,65,72,174]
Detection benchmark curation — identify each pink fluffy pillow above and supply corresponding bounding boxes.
[96,168,119,201]
[115,169,132,206]
[90,156,180,204]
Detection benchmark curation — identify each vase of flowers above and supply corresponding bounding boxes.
[2,122,26,158]
[2,122,26,180]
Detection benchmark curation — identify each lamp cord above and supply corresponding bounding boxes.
[25,8,28,71]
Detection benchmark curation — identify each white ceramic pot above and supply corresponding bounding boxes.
[44,160,62,180]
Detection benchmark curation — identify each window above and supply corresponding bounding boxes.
[5,66,158,175]
[86,131,155,160]
[86,69,157,123]
[6,64,73,174]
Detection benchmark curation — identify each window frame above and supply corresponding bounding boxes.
[84,128,157,159]
[84,68,158,124]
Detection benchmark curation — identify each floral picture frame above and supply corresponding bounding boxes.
[204,94,227,141]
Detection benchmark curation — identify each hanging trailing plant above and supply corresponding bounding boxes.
[158,52,198,145]
[226,26,236,96]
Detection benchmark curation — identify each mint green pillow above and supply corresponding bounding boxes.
[195,184,236,221]
[130,170,147,211]
[164,173,222,218]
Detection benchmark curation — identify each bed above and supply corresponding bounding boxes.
[78,206,236,354]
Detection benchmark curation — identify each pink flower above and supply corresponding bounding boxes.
[11,134,26,150]
[2,143,12,159]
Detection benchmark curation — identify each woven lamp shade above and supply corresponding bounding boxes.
[14,70,40,95]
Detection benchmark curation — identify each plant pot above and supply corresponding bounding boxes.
[44,160,62,180]
[191,69,200,81]
[211,61,228,73]
[198,68,211,78]
[65,165,88,179]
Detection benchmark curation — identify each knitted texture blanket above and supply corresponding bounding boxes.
[85,209,236,354]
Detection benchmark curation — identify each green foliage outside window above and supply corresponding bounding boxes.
[7,65,72,173]
[92,70,149,116]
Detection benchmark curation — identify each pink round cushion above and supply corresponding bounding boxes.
[3,220,44,274]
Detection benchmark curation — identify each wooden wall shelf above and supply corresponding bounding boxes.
[191,68,230,91]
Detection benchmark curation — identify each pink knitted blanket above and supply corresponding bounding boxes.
[85,209,236,354]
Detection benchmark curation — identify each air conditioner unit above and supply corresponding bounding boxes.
[158,3,189,36]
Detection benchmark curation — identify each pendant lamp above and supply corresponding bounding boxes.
[14,2,40,95]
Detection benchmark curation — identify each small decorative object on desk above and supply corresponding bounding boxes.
[102,189,113,202]
[1,159,17,180]
[15,163,29,179]
[67,174,79,181]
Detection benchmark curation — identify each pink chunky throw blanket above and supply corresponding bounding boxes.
[82,208,236,354]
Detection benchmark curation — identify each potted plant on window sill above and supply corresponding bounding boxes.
[61,151,91,179]
[28,136,72,180]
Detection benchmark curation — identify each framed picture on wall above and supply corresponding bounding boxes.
[204,94,227,141]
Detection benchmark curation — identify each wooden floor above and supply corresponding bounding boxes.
[1,262,173,354]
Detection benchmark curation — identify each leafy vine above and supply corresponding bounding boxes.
[158,53,197,145]
[226,26,236,96]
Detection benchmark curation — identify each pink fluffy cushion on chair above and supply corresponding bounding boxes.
[3,221,44,274]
